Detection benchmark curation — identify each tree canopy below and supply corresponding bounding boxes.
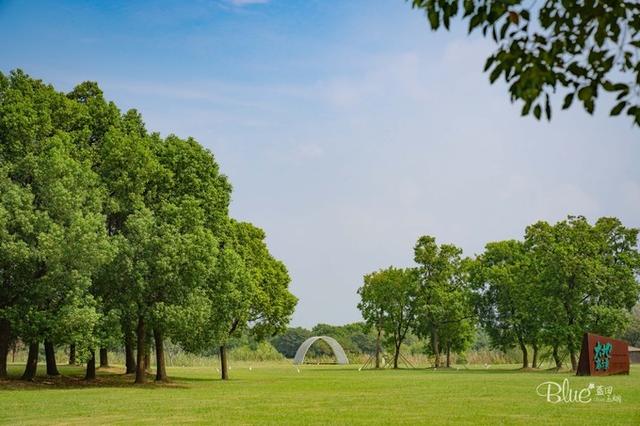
[358,217,639,371]
[0,70,297,382]
[410,0,640,126]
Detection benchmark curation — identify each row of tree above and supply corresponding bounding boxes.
[358,216,640,370]
[0,70,297,383]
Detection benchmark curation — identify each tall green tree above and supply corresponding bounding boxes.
[525,216,640,370]
[215,221,296,380]
[358,271,390,368]
[410,1,640,125]
[413,236,473,368]
[97,121,159,375]
[165,220,296,380]
[0,71,112,379]
[111,202,218,383]
[470,240,543,368]
[358,266,418,369]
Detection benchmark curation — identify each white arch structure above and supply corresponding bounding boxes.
[293,336,349,365]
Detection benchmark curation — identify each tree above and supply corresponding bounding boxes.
[111,201,218,383]
[165,221,296,380]
[525,216,640,370]
[622,304,640,347]
[214,221,297,380]
[358,271,390,368]
[0,71,113,380]
[358,266,418,369]
[410,1,640,125]
[413,236,473,368]
[91,107,158,376]
[470,240,543,368]
[0,70,295,385]
[0,169,37,378]
[271,327,312,358]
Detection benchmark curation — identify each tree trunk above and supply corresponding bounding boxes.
[552,344,562,369]
[0,319,10,379]
[99,348,109,368]
[154,328,167,381]
[532,343,539,369]
[44,340,59,376]
[568,336,577,371]
[69,343,76,365]
[375,327,381,369]
[134,316,146,384]
[85,349,96,380]
[124,331,136,374]
[219,345,229,380]
[393,343,400,369]
[446,344,451,368]
[21,342,39,381]
[144,345,151,372]
[518,338,529,369]
[431,327,440,368]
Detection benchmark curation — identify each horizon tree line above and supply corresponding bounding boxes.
[358,216,640,370]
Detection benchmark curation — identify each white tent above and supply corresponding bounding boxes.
[293,336,349,365]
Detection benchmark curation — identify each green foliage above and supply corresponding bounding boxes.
[358,266,419,366]
[413,236,475,363]
[0,70,296,381]
[410,1,640,125]
[0,70,112,352]
[471,240,542,355]
[271,327,312,358]
[524,215,640,367]
[622,304,640,347]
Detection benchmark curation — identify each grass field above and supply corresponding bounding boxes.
[1,362,639,425]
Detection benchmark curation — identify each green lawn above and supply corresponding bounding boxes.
[1,362,639,425]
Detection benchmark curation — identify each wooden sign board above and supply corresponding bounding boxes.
[576,333,629,376]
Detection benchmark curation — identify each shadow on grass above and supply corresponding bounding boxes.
[0,370,190,391]
[326,366,575,374]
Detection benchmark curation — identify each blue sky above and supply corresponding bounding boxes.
[2,0,639,327]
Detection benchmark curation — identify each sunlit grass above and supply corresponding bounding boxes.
[1,362,639,425]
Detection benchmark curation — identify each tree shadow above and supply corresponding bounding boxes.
[0,371,189,391]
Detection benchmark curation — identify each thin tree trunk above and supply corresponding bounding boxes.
[12,341,17,362]
[99,348,109,368]
[154,328,167,381]
[552,344,562,369]
[0,319,10,378]
[44,340,59,376]
[85,349,96,380]
[518,338,529,368]
[124,331,136,374]
[393,343,400,369]
[68,343,76,365]
[134,315,146,384]
[375,327,381,369]
[431,327,440,368]
[21,342,39,381]
[568,336,577,371]
[565,279,577,372]
[532,343,539,369]
[144,345,151,372]
[220,345,229,380]
[446,344,451,368]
